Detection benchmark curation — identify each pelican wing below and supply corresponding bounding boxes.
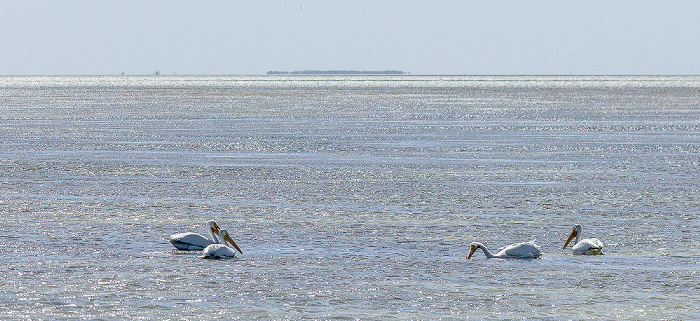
[169,232,215,251]
[572,238,604,255]
[498,241,542,258]
[201,244,238,259]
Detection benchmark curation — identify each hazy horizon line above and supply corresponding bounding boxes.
[2,73,700,77]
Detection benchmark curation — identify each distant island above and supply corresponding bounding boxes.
[266,70,409,75]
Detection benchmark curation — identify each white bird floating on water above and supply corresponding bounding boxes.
[201,229,243,259]
[467,241,542,259]
[563,224,604,255]
[168,220,221,251]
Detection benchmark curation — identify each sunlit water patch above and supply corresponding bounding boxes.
[1,75,698,319]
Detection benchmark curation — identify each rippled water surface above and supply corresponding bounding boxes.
[1,75,699,319]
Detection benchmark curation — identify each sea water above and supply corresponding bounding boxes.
[1,75,698,320]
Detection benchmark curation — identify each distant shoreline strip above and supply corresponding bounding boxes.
[266,70,409,75]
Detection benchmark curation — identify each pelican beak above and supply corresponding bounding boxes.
[563,230,578,249]
[224,233,243,254]
[467,245,477,260]
[210,225,220,236]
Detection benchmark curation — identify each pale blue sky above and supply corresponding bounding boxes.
[2,1,699,75]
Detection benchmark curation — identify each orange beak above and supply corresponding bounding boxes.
[563,230,578,249]
[467,245,478,260]
[224,233,243,254]
[210,224,220,236]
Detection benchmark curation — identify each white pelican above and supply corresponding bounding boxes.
[563,224,604,255]
[467,241,542,259]
[201,229,243,259]
[169,220,221,251]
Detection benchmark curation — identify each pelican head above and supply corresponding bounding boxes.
[218,229,243,254]
[208,220,221,235]
[563,224,582,249]
[467,242,484,260]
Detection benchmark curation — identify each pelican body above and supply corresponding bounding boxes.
[563,224,604,255]
[201,229,243,259]
[467,241,542,259]
[169,220,221,251]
